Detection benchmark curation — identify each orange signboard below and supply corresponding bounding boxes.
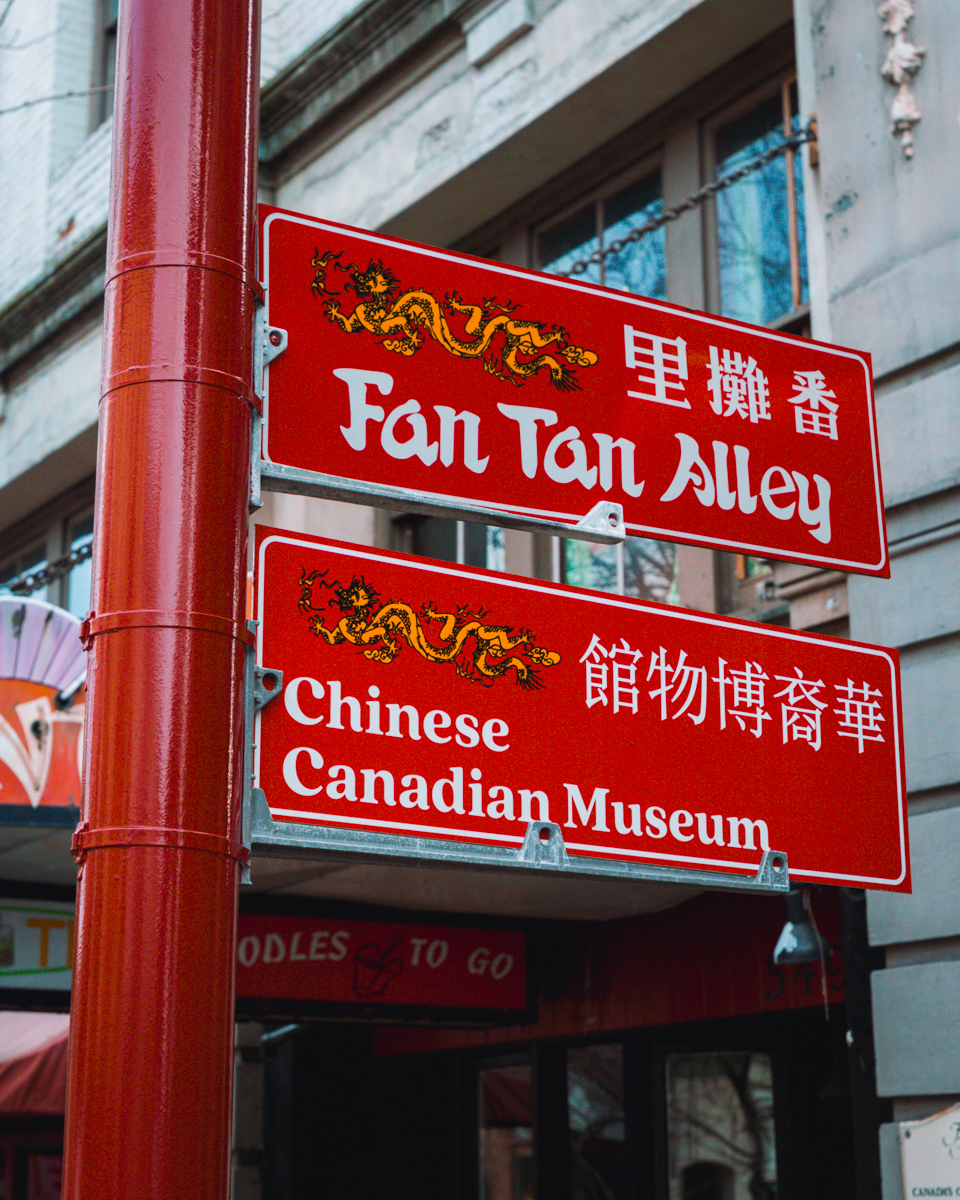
[0,598,85,810]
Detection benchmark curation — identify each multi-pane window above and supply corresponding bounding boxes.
[537,171,666,299]
[459,48,807,617]
[701,76,809,613]
[479,1061,535,1200]
[92,0,119,128]
[475,1040,792,1199]
[665,1052,778,1200]
[0,492,95,617]
[713,79,807,328]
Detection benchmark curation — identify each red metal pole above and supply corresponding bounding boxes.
[62,0,260,1193]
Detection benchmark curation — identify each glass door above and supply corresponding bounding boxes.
[665,1052,778,1200]
[479,1061,536,1200]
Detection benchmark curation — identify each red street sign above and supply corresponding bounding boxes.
[259,205,889,576]
[235,913,527,1014]
[253,528,909,892]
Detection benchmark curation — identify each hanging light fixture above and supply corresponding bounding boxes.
[773,887,826,965]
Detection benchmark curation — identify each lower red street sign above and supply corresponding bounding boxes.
[258,205,889,576]
[252,528,908,892]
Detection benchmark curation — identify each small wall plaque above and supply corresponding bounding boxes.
[900,1102,960,1196]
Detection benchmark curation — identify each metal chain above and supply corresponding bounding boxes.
[1,126,816,599]
[5,540,93,597]
[558,121,818,278]
[0,84,114,119]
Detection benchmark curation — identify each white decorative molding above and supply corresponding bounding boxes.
[462,0,534,68]
[878,0,926,158]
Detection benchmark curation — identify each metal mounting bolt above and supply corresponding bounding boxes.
[263,325,288,366]
[519,821,569,867]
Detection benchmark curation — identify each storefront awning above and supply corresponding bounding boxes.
[0,1012,69,1115]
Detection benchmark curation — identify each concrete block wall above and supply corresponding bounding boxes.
[47,117,113,268]
[49,0,97,170]
[0,0,60,308]
[260,0,283,85]
[0,0,98,310]
[1,0,363,312]
[798,0,960,1193]
[275,0,791,243]
[261,0,368,85]
[0,321,101,518]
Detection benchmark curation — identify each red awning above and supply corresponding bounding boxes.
[0,1013,69,1115]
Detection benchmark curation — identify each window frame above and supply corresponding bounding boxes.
[465,1005,853,1200]
[701,69,810,331]
[451,25,803,617]
[452,26,798,275]
[0,480,96,613]
[90,0,118,130]
[657,1044,786,1200]
[390,514,505,571]
[532,150,665,287]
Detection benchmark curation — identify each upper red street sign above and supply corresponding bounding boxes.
[259,205,889,577]
[253,528,908,892]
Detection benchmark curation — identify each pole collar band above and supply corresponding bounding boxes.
[72,821,250,866]
[80,609,256,650]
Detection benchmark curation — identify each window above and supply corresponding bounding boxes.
[392,515,505,571]
[0,542,48,603]
[470,1023,816,1200]
[65,512,95,619]
[479,1061,536,1200]
[666,1052,778,1200]
[91,0,118,128]
[737,556,772,582]
[537,171,666,299]
[708,77,808,330]
[0,485,95,616]
[26,1152,63,1200]
[568,1043,627,1200]
[458,33,807,617]
[563,539,676,604]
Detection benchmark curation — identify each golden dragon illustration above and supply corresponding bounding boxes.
[311,248,598,392]
[297,570,561,690]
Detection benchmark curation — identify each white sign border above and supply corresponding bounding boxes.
[255,533,907,888]
[261,211,888,575]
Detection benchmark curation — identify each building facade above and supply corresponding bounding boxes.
[0,0,958,1196]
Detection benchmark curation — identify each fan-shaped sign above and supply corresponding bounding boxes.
[0,598,85,810]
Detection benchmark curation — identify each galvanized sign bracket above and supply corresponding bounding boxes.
[519,821,568,868]
[253,299,625,544]
[243,785,790,894]
[240,622,283,884]
[253,297,288,406]
[256,458,626,545]
[251,297,288,513]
